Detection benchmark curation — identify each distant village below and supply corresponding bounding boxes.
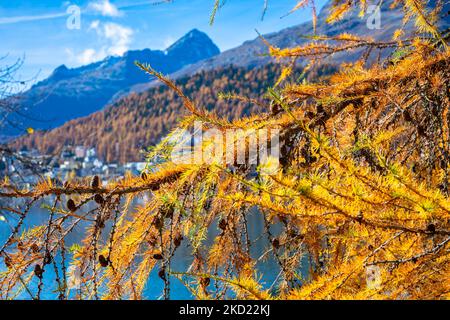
[1,146,147,187]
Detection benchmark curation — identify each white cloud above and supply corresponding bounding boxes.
[67,21,133,65]
[102,22,133,56]
[66,47,103,65]
[0,1,157,25]
[78,48,102,64]
[88,0,122,17]
[0,12,66,25]
[89,20,101,30]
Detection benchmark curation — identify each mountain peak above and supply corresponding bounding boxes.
[185,28,203,36]
[184,28,210,40]
[46,64,75,82]
[167,29,220,58]
[3,29,221,137]
[54,64,68,72]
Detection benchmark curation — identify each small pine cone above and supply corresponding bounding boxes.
[31,243,40,253]
[417,125,426,137]
[356,212,364,222]
[218,219,227,231]
[152,217,164,230]
[34,264,44,278]
[403,110,413,122]
[153,253,163,260]
[4,255,12,269]
[91,176,100,189]
[200,277,210,287]
[158,267,166,281]
[67,199,77,212]
[272,238,280,249]
[270,101,283,116]
[427,223,436,233]
[174,234,183,248]
[17,241,25,251]
[43,252,52,265]
[94,194,104,205]
[98,255,109,268]
[97,218,105,229]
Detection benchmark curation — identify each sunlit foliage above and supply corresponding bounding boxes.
[11,63,336,163]
[0,0,449,300]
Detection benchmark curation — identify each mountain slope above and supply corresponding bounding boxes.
[9,0,450,162]
[3,29,219,136]
[11,63,335,163]
[153,0,449,84]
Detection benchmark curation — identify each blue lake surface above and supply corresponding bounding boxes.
[0,198,297,299]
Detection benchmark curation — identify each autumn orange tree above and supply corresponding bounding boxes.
[0,0,449,299]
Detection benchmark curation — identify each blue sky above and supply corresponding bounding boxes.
[0,0,326,82]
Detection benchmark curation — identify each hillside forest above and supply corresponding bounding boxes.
[0,0,449,300]
[11,64,336,163]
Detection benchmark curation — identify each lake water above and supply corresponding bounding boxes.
[0,199,302,300]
